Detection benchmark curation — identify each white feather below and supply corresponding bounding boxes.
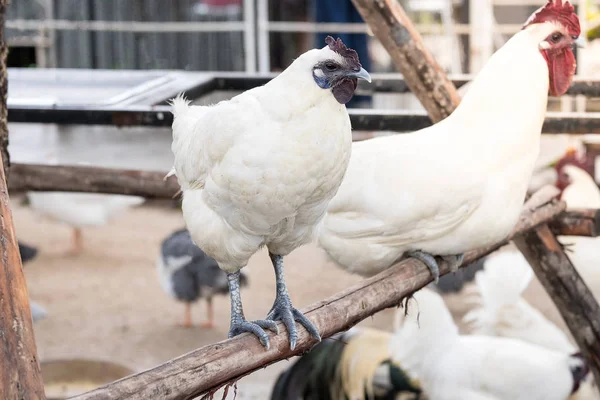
[171,46,353,272]
[391,288,586,400]
[319,22,562,276]
[27,192,144,227]
[463,251,577,353]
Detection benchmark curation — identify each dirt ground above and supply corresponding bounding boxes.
[12,195,573,399]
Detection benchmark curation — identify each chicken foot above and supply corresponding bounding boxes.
[226,271,279,349]
[406,251,464,283]
[266,253,321,350]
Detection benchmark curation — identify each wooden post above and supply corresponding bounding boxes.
[8,163,180,199]
[350,0,461,123]
[514,225,600,384]
[71,193,564,400]
[0,0,8,178]
[551,208,600,237]
[0,1,46,397]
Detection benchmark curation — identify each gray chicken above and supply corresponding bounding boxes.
[157,228,248,328]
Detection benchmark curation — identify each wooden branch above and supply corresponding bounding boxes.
[10,163,600,240]
[8,163,179,199]
[0,0,8,178]
[350,0,460,123]
[0,140,45,392]
[551,208,600,237]
[71,193,564,400]
[0,2,45,397]
[514,225,600,385]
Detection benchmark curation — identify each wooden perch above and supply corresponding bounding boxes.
[350,0,460,122]
[515,225,600,384]
[0,1,45,395]
[0,0,7,179]
[71,192,564,400]
[551,208,600,237]
[8,163,180,199]
[0,156,45,399]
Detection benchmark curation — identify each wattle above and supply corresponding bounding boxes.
[545,47,576,97]
[332,78,358,104]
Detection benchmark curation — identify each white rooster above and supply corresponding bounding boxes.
[319,0,581,282]
[169,37,371,349]
[391,288,590,400]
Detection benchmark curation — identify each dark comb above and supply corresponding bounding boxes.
[325,36,362,70]
[522,0,580,37]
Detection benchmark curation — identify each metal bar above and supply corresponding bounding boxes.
[200,74,600,97]
[6,19,529,36]
[243,0,257,73]
[9,105,600,134]
[257,0,270,73]
[6,19,246,33]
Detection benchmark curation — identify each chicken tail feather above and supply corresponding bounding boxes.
[169,93,191,117]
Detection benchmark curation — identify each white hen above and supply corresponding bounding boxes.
[391,288,590,400]
[170,36,371,349]
[463,250,577,353]
[462,250,599,400]
[319,0,581,281]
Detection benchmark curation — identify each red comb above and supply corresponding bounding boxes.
[522,0,580,37]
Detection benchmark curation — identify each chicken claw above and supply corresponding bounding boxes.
[407,251,465,283]
[407,250,440,283]
[227,271,279,349]
[267,253,321,350]
[442,253,464,272]
[228,318,279,349]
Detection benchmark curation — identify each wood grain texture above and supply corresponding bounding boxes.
[350,0,461,122]
[551,208,600,237]
[0,0,8,178]
[71,193,565,400]
[515,225,600,387]
[0,1,45,396]
[8,163,179,199]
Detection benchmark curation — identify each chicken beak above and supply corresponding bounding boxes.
[347,67,372,83]
[574,37,586,49]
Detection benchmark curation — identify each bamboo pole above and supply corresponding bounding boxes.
[0,0,46,397]
[350,0,461,122]
[71,192,564,400]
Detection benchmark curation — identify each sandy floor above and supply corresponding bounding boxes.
[13,195,574,399]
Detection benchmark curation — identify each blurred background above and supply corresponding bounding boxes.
[7,0,600,398]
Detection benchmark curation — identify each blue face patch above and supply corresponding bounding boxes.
[313,71,331,89]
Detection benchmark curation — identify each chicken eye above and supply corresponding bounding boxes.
[551,32,563,43]
[324,62,338,71]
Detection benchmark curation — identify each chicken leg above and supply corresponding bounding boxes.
[71,227,83,255]
[406,251,464,283]
[199,298,215,329]
[227,271,279,349]
[265,253,321,350]
[181,302,192,328]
